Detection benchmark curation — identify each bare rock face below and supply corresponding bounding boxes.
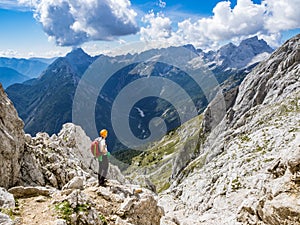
[202,86,239,133]
[0,83,25,189]
[232,34,300,126]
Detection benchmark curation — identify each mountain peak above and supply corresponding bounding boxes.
[239,36,273,54]
[63,47,95,76]
[183,44,198,54]
[219,42,237,55]
[66,47,90,59]
[240,35,259,44]
[213,36,274,69]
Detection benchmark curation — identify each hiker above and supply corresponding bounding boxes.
[96,129,110,186]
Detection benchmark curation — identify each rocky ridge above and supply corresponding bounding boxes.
[158,34,300,224]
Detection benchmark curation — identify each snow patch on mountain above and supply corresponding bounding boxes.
[247,52,271,67]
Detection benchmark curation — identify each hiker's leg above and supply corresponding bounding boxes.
[102,155,109,179]
[98,160,103,185]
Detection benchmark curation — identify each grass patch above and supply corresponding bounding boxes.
[131,138,179,167]
[255,145,263,152]
[99,214,108,225]
[55,201,90,224]
[55,201,73,222]
[0,208,15,220]
[158,182,171,193]
[240,134,251,143]
[231,177,242,191]
[263,158,274,163]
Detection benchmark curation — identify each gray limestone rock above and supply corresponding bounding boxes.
[0,188,15,208]
[62,176,84,190]
[0,212,14,225]
[0,83,25,189]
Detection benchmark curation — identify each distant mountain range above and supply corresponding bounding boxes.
[0,57,55,88]
[0,67,30,89]
[6,36,274,152]
[204,36,273,70]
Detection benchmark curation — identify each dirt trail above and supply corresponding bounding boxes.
[14,196,57,225]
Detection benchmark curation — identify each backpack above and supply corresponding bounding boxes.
[90,138,103,158]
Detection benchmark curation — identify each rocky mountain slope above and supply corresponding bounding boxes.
[0,83,164,225]
[157,33,300,224]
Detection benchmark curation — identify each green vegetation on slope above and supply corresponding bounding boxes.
[124,115,204,193]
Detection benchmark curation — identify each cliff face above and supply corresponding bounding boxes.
[232,34,300,124]
[158,34,300,224]
[0,83,25,189]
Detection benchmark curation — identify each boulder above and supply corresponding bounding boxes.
[261,193,300,224]
[0,188,15,208]
[0,212,14,225]
[62,176,84,190]
[8,186,51,198]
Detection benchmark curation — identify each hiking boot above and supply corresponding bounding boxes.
[98,176,108,187]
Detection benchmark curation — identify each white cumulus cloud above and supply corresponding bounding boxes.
[264,0,300,32]
[139,0,300,50]
[18,0,139,46]
[140,11,172,42]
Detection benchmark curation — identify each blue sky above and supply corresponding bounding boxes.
[0,0,299,58]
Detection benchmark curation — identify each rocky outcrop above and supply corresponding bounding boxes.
[0,213,14,225]
[20,123,127,189]
[0,188,15,208]
[0,188,15,225]
[0,83,25,189]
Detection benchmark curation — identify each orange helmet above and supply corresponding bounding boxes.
[100,129,108,138]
